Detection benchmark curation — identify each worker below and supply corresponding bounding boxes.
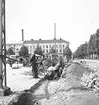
[30,51,38,78]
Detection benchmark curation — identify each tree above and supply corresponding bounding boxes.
[82,42,88,58]
[73,42,88,59]
[18,45,29,56]
[7,47,15,55]
[96,29,99,36]
[35,44,43,55]
[49,46,56,54]
[88,34,99,58]
[74,28,99,59]
[63,46,72,61]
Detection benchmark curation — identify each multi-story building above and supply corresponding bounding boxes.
[23,38,69,56]
[6,38,69,57]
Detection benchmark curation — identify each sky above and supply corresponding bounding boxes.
[6,0,99,52]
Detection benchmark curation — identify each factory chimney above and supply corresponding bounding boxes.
[22,29,24,42]
[54,23,56,40]
[54,23,56,51]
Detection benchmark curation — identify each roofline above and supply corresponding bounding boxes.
[23,38,69,44]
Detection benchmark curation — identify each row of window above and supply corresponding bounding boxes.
[7,44,66,50]
[30,49,63,54]
[43,49,63,53]
[28,44,65,49]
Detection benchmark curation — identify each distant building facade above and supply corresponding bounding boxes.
[24,38,69,56]
[6,38,69,56]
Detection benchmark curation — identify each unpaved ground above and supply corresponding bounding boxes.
[25,61,99,105]
[0,64,40,105]
[6,64,40,91]
[1,60,99,105]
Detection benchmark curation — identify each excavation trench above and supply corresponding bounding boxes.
[8,62,96,105]
[8,77,52,105]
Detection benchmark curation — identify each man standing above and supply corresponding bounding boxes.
[30,51,38,78]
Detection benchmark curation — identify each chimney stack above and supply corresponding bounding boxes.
[54,23,56,40]
[22,29,24,42]
[54,23,56,51]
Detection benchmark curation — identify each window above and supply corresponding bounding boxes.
[33,45,35,48]
[49,45,51,48]
[43,45,45,48]
[46,45,48,48]
[60,49,62,53]
[56,49,58,53]
[46,49,48,53]
[59,44,62,48]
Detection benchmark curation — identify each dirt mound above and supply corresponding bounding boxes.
[47,62,91,95]
[62,62,90,79]
[9,62,99,105]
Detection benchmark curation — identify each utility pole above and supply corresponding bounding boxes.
[0,0,10,96]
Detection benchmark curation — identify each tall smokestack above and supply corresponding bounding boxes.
[54,23,56,52]
[54,23,56,40]
[22,29,24,42]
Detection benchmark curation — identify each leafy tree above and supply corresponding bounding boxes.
[88,35,94,56]
[73,42,88,59]
[63,46,72,61]
[7,47,15,55]
[95,30,99,56]
[73,45,82,59]
[74,28,99,59]
[49,46,56,54]
[96,29,99,36]
[18,45,29,56]
[88,33,99,58]
[35,44,43,55]
[82,42,88,58]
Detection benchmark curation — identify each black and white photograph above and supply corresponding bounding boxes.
[0,0,99,105]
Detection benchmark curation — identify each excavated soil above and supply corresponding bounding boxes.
[8,62,99,105]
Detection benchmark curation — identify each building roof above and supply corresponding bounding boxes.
[23,38,69,44]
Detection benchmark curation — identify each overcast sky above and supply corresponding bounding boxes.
[6,0,99,52]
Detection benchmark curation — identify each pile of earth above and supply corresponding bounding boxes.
[39,62,99,105]
[9,62,99,105]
